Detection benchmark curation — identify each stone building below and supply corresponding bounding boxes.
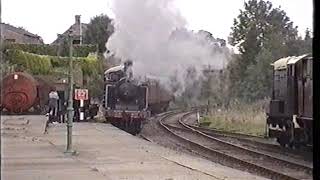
[51,15,88,45]
[0,23,43,44]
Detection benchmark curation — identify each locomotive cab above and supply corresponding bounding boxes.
[267,54,313,147]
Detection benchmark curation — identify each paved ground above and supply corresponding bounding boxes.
[1,115,268,180]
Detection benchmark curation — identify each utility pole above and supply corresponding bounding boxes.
[65,31,76,155]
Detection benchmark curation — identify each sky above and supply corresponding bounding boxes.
[1,0,313,44]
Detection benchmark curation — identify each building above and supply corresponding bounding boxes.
[51,15,88,45]
[0,23,43,44]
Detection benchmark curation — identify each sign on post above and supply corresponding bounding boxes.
[74,89,89,100]
[74,89,88,121]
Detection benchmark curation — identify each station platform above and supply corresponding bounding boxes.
[1,115,267,180]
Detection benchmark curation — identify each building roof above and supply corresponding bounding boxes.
[1,23,42,38]
[51,15,88,44]
[0,23,43,43]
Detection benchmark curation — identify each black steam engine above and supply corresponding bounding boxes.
[103,62,149,135]
[267,54,313,148]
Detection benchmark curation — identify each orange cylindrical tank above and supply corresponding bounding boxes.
[1,72,38,113]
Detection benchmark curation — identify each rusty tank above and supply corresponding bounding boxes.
[1,72,39,113]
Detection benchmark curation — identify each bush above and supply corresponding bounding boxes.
[4,49,100,76]
[4,43,97,57]
[5,49,52,75]
[200,99,269,136]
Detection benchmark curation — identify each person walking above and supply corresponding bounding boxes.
[44,88,59,134]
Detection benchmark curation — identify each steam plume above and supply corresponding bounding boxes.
[106,0,231,91]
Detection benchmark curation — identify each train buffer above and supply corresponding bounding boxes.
[1,115,268,180]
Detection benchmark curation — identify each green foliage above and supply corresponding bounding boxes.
[201,116,265,136]
[200,99,268,136]
[4,49,100,76]
[5,49,52,75]
[227,0,312,101]
[4,43,97,57]
[83,14,114,53]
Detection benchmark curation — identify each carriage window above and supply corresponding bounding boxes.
[303,60,308,77]
[280,71,286,79]
[310,61,313,78]
[307,60,312,77]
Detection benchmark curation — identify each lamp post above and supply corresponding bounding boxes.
[65,31,76,155]
[0,0,3,76]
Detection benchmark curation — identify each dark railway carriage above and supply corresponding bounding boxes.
[143,79,173,114]
[267,54,313,147]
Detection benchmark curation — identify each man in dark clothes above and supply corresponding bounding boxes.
[73,99,80,122]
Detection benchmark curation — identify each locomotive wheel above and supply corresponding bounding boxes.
[277,136,288,147]
[275,119,292,147]
[133,120,141,135]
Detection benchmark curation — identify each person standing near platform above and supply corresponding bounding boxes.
[48,88,59,123]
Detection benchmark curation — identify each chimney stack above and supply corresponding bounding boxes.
[75,15,81,25]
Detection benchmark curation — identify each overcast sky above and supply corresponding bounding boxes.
[2,0,313,44]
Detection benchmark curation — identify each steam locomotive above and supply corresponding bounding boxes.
[266,54,313,148]
[103,62,173,134]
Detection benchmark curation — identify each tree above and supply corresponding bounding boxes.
[83,14,114,53]
[227,0,308,101]
[300,28,312,54]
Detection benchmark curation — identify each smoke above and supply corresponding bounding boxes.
[106,0,232,93]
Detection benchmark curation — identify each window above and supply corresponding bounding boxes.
[288,66,295,76]
[73,39,81,45]
[307,60,312,77]
[291,66,295,76]
[5,39,16,43]
[303,60,308,77]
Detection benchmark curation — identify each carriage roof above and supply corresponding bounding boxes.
[271,54,310,70]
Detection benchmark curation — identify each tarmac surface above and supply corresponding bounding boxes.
[1,115,268,180]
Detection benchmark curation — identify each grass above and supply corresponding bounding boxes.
[199,99,268,137]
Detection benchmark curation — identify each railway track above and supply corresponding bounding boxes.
[182,113,313,163]
[158,111,313,180]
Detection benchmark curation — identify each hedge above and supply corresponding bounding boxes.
[4,43,97,57]
[5,49,101,76]
[5,49,53,75]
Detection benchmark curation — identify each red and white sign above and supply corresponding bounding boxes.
[74,89,88,100]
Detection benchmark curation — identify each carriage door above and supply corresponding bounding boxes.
[297,62,304,116]
[303,59,312,118]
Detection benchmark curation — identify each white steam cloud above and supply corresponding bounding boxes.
[106,0,231,90]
